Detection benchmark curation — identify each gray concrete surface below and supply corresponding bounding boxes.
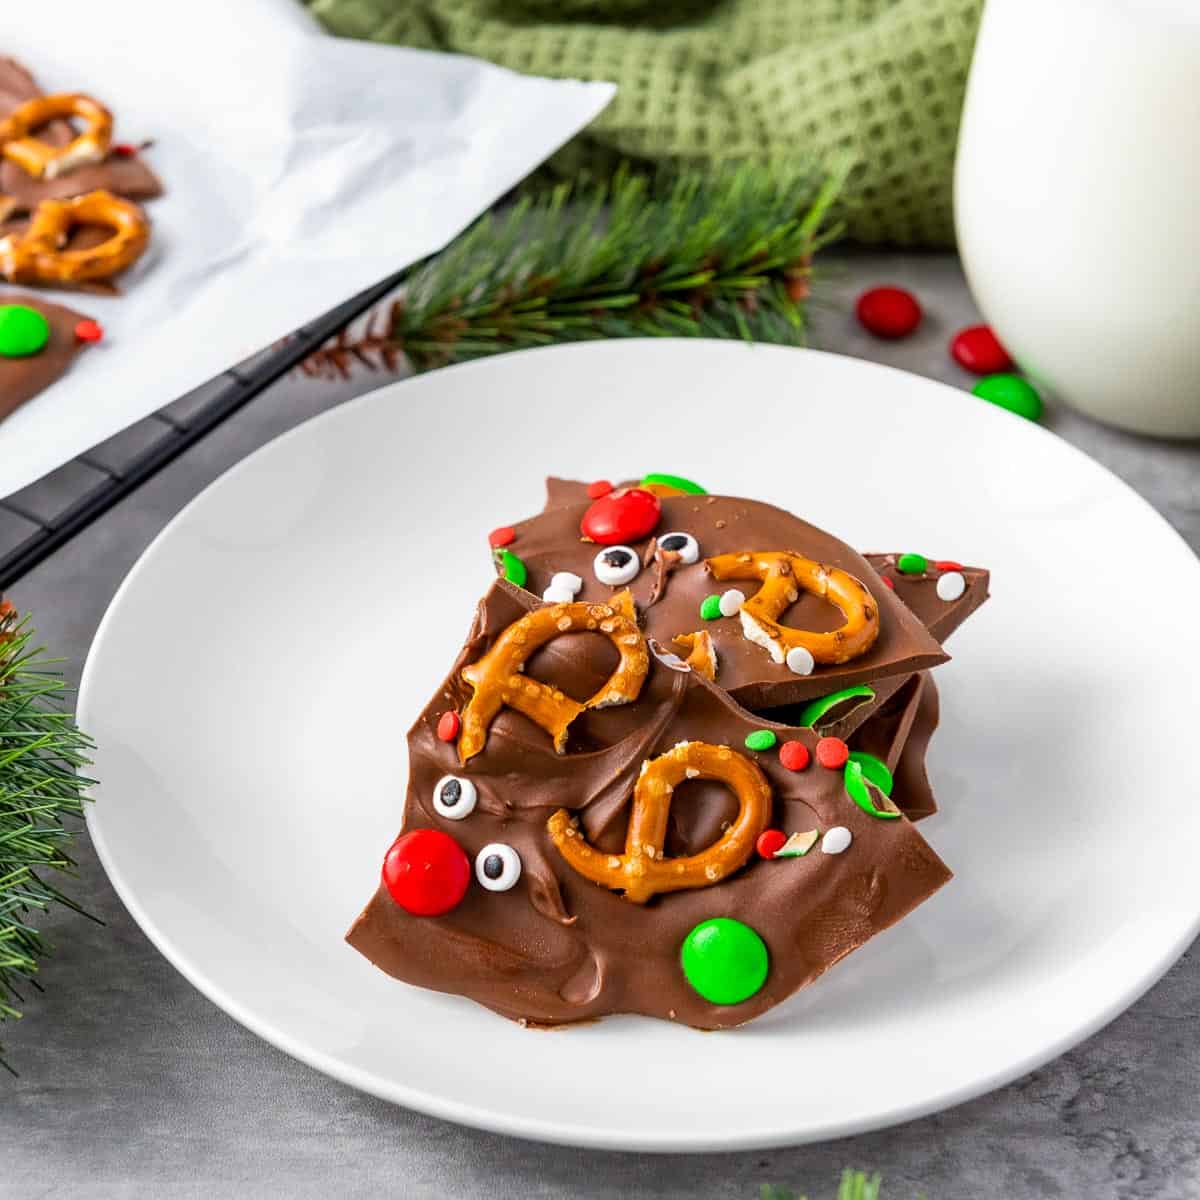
[4,251,1200,1199]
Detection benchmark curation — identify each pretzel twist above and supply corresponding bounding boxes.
[459,591,647,764]
[0,93,113,180]
[0,190,150,286]
[706,551,880,666]
[548,740,772,903]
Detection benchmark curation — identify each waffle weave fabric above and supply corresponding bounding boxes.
[304,0,983,248]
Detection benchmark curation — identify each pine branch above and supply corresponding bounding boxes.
[301,160,848,379]
[763,1170,904,1200]
[0,604,95,1075]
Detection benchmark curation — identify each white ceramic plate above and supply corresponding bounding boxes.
[81,340,1200,1151]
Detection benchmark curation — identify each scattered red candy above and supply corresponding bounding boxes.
[950,324,1012,375]
[880,575,895,590]
[580,486,661,545]
[815,737,850,770]
[436,711,461,742]
[778,740,811,772]
[488,525,516,548]
[856,286,922,339]
[74,319,103,343]
[586,479,613,499]
[382,828,471,916]
[756,829,787,859]
[934,559,963,572]
[111,143,138,158]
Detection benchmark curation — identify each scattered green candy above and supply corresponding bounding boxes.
[0,304,50,358]
[680,917,769,1006]
[847,750,893,796]
[798,685,875,730]
[744,729,777,752]
[844,759,901,820]
[972,372,1043,422]
[700,594,723,621]
[897,552,927,575]
[640,472,706,495]
[494,548,527,588]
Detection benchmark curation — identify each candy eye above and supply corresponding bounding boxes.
[658,531,700,564]
[475,843,522,891]
[593,545,640,586]
[433,774,477,820]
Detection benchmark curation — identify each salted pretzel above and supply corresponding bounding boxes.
[548,740,772,903]
[458,591,648,764]
[671,631,716,680]
[707,551,879,666]
[0,93,113,180]
[0,190,150,286]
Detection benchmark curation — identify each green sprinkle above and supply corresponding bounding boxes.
[847,750,893,796]
[700,594,723,621]
[844,760,901,820]
[798,685,875,730]
[641,472,706,495]
[744,729,777,752]
[0,304,50,358]
[972,373,1043,422]
[495,548,527,588]
[897,553,927,575]
[680,917,769,1006]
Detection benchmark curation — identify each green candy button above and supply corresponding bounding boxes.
[494,548,527,588]
[897,552,927,575]
[973,373,1043,422]
[640,472,706,495]
[0,304,50,358]
[700,594,722,621]
[680,917,769,1006]
[744,729,777,752]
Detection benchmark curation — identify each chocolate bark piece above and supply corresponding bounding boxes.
[0,290,91,420]
[347,580,952,1030]
[504,492,948,709]
[0,57,162,217]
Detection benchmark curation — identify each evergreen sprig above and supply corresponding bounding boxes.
[763,1169,920,1200]
[301,161,847,379]
[0,606,95,1074]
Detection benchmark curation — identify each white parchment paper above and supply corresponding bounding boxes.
[0,0,613,497]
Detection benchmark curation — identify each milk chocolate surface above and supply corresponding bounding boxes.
[348,581,952,1029]
[0,290,90,420]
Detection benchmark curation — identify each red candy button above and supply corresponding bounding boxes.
[74,319,104,343]
[856,287,922,339]
[580,486,661,545]
[488,526,515,548]
[756,829,787,859]
[950,325,1012,375]
[586,479,613,499]
[382,828,471,916]
[111,143,138,158]
[779,740,810,772]
[436,711,461,742]
[934,559,963,572]
[815,737,850,770]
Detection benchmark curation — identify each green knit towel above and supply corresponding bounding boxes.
[304,0,982,248]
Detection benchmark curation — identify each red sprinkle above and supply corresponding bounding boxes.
[815,737,850,770]
[586,479,613,499]
[756,829,787,859]
[382,828,471,916]
[580,487,661,545]
[111,143,138,158]
[856,286,922,339]
[950,324,1013,375]
[934,559,963,572]
[880,575,895,590]
[779,740,811,772]
[488,526,516,548]
[74,319,104,343]
[436,711,461,742]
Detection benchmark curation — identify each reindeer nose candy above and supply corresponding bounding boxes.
[382,829,471,916]
[580,487,661,545]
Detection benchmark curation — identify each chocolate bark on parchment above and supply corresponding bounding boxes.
[0,291,92,420]
[348,580,951,1030]
[0,57,162,216]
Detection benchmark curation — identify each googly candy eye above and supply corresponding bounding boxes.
[658,531,700,564]
[593,545,640,586]
[475,842,522,891]
[433,774,477,820]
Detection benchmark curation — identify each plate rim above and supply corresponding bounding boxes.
[80,338,1200,1151]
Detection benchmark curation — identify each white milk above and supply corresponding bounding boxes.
[955,0,1200,437]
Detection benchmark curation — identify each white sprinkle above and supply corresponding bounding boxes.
[936,571,966,602]
[551,571,584,594]
[785,646,816,676]
[719,588,746,617]
[542,585,576,604]
[822,826,852,855]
